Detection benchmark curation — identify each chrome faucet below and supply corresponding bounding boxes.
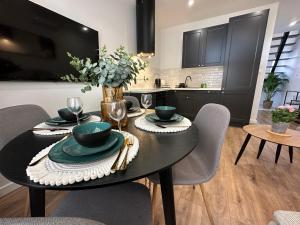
[184,76,192,87]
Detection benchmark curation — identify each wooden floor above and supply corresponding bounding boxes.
[1,111,299,225]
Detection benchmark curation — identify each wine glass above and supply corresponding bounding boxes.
[67,97,83,125]
[108,101,126,131]
[141,94,152,113]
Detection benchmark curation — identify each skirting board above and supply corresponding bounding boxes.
[0,182,20,198]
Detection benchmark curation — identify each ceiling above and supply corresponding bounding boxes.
[156,0,300,32]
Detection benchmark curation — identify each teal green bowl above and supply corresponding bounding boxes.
[155,106,176,120]
[72,122,112,147]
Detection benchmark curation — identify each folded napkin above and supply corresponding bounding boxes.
[33,115,101,136]
[134,116,192,133]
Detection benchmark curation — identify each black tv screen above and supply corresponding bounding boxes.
[0,0,99,81]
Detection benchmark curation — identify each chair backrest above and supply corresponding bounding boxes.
[0,104,50,150]
[124,95,140,107]
[193,103,230,181]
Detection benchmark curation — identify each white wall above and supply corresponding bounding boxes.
[157,3,279,123]
[287,37,300,92]
[0,0,136,197]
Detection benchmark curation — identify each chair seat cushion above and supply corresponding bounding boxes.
[149,150,211,185]
[0,217,105,225]
[52,182,151,225]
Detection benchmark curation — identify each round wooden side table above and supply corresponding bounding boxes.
[235,124,300,164]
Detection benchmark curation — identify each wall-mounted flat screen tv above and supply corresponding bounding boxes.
[0,0,99,81]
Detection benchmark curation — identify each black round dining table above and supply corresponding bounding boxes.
[0,112,199,225]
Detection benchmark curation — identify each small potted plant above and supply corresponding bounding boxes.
[262,73,289,109]
[271,106,298,133]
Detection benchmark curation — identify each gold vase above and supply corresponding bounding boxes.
[100,86,128,128]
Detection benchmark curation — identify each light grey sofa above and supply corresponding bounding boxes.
[268,211,300,225]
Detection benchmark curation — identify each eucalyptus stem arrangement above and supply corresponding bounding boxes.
[61,46,148,93]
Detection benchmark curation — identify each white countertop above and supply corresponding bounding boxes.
[125,87,221,93]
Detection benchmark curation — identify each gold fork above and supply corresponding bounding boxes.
[119,136,134,171]
[111,138,129,171]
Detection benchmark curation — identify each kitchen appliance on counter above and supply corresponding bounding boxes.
[155,78,161,88]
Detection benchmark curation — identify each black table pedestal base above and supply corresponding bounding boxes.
[159,167,176,225]
[29,187,45,217]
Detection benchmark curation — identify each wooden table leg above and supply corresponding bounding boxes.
[29,187,45,217]
[275,144,282,164]
[289,146,293,163]
[257,139,266,159]
[159,167,176,225]
[235,134,251,165]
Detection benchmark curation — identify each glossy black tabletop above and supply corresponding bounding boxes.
[0,113,199,190]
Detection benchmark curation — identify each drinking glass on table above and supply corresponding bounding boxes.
[67,97,83,125]
[108,101,126,132]
[141,94,152,114]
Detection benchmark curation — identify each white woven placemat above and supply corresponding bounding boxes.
[26,131,139,186]
[134,116,192,133]
[33,115,101,136]
[127,108,145,118]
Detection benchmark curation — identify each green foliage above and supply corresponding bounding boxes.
[61,46,148,93]
[263,73,289,101]
[272,107,299,123]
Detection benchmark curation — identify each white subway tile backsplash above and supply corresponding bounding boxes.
[128,66,223,89]
[159,66,223,88]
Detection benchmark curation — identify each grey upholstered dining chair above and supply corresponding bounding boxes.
[149,103,230,225]
[0,217,105,225]
[124,95,141,107]
[0,104,50,151]
[52,182,152,225]
[0,104,50,216]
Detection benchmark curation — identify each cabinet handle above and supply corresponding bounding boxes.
[186,96,190,99]
[221,91,224,94]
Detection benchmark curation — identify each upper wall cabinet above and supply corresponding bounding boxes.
[182,24,228,68]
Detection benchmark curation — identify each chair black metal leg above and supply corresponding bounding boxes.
[257,139,266,159]
[159,167,176,225]
[275,144,282,164]
[289,146,293,163]
[235,134,251,165]
[29,187,45,217]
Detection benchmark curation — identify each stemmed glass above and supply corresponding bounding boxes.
[141,94,152,113]
[108,101,126,131]
[67,97,83,125]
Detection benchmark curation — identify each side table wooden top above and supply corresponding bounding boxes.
[243,124,300,148]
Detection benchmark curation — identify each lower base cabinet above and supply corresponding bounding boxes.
[126,90,221,120]
[168,90,220,120]
[126,90,252,126]
[219,90,254,126]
